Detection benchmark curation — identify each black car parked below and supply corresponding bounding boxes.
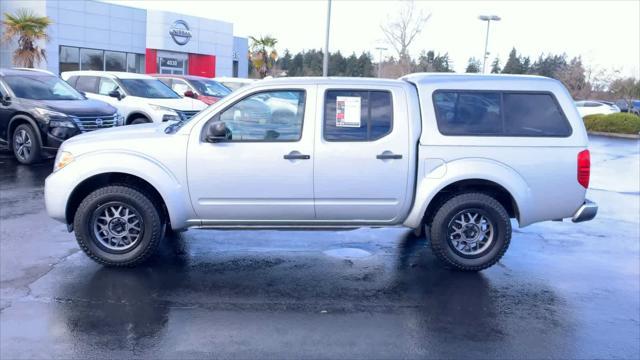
[0,68,121,164]
[615,99,640,115]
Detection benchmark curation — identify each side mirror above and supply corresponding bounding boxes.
[184,90,196,98]
[108,90,123,100]
[206,121,231,143]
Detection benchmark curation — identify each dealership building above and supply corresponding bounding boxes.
[0,0,249,78]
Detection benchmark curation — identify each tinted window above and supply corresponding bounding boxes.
[119,79,180,99]
[4,75,83,100]
[324,90,392,141]
[74,76,99,93]
[66,76,78,87]
[80,48,104,70]
[105,51,126,72]
[217,90,305,141]
[433,91,571,137]
[503,93,572,136]
[433,92,501,135]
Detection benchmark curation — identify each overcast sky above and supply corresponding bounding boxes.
[110,0,640,77]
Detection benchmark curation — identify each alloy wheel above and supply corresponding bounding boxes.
[447,209,495,256]
[92,202,144,252]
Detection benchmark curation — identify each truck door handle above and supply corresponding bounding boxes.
[284,151,310,160]
[376,152,403,160]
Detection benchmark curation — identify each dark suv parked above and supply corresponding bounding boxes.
[615,99,640,115]
[0,68,121,164]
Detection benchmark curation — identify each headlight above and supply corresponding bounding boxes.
[150,104,180,122]
[53,151,74,172]
[115,112,125,126]
[34,107,69,120]
[49,119,76,128]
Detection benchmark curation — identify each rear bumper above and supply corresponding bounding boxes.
[572,199,598,223]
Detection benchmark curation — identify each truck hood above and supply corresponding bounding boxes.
[61,123,173,155]
[146,96,208,111]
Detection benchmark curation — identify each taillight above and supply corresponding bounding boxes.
[577,150,590,188]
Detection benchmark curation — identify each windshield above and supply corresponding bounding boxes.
[120,79,180,99]
[190,79,231,97]
[4,75,84,100]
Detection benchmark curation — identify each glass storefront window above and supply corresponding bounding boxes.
[127,53,145,73]
[80,48,104,70]
[105,51,126,71]
[60,46,144,74]
[60,46,79,72]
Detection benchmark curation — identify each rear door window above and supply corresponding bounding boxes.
[433,90,571,137]
[74,76,99,93]
[324,90,393,141]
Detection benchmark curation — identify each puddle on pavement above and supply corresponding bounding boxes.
[323,248,373,259]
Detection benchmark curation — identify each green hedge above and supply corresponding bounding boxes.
[583,113,640,135]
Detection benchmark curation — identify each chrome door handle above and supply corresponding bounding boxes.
[284,151,310,160]
[376,152,402,160]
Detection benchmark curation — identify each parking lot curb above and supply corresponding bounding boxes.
[588,131,640,139]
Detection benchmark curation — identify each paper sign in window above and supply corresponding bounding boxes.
[336,96,361,127]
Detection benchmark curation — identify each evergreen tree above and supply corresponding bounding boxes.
[465,57,481,73]
[490,58,501,73]
[502,47,524,74]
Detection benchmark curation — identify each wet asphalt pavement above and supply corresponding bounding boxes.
[0,136,639,359]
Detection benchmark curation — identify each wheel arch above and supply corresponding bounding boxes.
[420,179,520,228]
[8,113,44,146]
[66,172,170,230]
[126,111,151,124]
[404,158,533,229]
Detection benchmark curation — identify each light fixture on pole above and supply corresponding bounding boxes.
[323,0,332,77]
[375,47,387,78]
[478,15,500,73]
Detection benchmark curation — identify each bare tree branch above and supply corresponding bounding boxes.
[380,0,430,73]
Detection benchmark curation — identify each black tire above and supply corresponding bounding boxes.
[429,192,511,271]
[12,123,42,164]
[130,117,150,125]
[73,185,163,267]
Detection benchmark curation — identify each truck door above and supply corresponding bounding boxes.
[314,87,410,223]
[187,86,316,223]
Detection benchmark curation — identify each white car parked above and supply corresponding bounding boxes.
[61,71,207,125]
[45,74,597,271]
[575,100,620,118]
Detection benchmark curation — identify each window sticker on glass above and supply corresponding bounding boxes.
[336,96,361,127]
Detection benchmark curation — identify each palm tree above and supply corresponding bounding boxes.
[2,9,52,68]
[249,35,278,78]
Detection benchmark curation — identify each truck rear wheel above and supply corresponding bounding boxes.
[429,192,511,271]
[73,185,163,267]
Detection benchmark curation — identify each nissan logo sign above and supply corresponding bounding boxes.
[95,118,103,126]
[169,20,192,45]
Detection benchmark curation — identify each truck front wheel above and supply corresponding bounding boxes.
[429,193,511,271]
[73,185,163,266]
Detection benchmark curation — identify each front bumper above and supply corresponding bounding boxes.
[572,199,598,223]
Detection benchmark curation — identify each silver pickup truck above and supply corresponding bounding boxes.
[45,73,597,271]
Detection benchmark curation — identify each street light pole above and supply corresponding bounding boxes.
[323,0,332,77]
[375,47,387,78]
[478,15,501,73]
